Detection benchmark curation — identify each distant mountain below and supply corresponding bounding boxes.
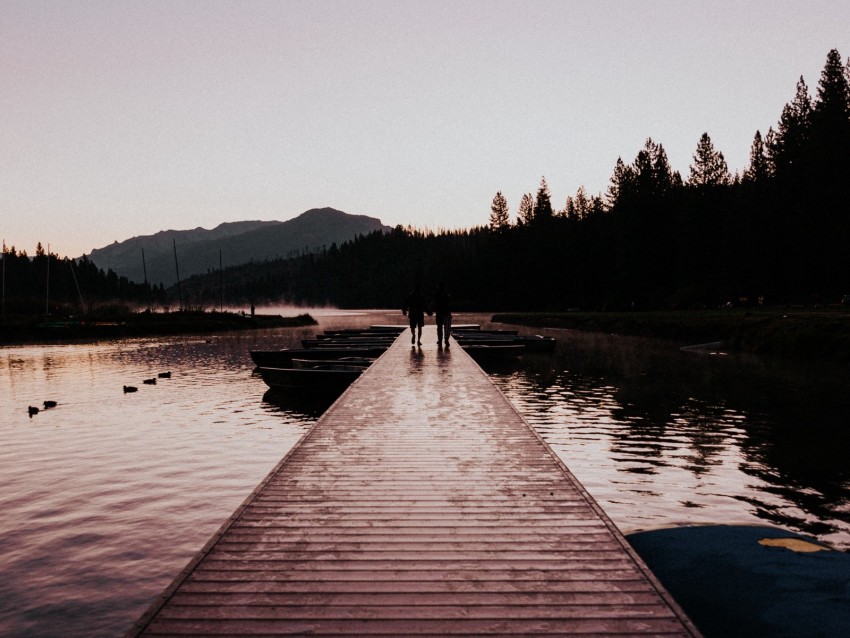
[86,208,390,285]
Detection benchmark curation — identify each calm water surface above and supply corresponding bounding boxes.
[1,309,848,636]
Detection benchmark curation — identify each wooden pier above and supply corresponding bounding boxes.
[131,326,699,636]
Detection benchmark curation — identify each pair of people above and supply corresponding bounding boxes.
[402,283,452,347]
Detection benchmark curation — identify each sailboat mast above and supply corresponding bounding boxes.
[45,243,50,316]
[173,239,183,311]
[219,249,223,313]
[69,259,87,315]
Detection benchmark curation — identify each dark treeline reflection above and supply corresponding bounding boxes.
[490,327,850,541]
[176,49,850,312]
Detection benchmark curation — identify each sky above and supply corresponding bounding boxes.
[2,1,849,258]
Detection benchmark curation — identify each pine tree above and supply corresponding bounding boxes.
[533,177,553,222]
[517,192,535,226]
[770,76,812,174]
[763,127,778,174]
[743,130,771,183]
[633,138,679,197]
[569,186,590,221]
[489,191,510,230]
[689,132,730,186]
[605,157,634,208]
[809,48,850,169]
[814,49,850,122]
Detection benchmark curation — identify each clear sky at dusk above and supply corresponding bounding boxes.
[2,1,849,257]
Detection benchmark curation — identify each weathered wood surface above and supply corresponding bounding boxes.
[131,326,699,636]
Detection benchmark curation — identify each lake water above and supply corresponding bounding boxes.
[1,309,848,636]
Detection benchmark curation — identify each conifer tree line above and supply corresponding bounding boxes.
[186,49,846,312]
[1,243,164,315]
[5,50,849,314]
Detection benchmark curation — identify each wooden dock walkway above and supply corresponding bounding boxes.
[131,326,699,636]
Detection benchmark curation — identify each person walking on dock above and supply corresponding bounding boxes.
[402,283,428,346]
[432,282,452,347]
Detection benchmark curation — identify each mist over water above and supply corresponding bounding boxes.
[1,310,848,636]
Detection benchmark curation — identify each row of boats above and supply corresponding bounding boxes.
[250,324,557,395]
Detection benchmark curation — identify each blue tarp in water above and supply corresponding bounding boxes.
[628,525,850,638]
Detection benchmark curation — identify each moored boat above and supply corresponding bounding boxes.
[250,347,386,368]
[291,357,375,369]
[302,337,395,348]
[513,334,557,352]
[461,343,525,362]
[258,366,362,394]
[453,332,556,352]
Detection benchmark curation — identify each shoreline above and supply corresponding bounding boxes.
[0,311,317,346]
[493,308,850,362]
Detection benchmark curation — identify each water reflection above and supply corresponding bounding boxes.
[408,346,425,373]
[487,329,850,550]
[262,388,336,419]
[2,311,849,637]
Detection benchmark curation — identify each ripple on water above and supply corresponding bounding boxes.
[489,356,850,550]
[0,333,314,637]
[3,321,850,635]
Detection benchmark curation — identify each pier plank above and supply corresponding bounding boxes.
[130,326,699,637]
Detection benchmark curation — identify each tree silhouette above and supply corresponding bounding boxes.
[517,192,534,226]
[489,191,510,230]
[743,130,771,184]
[533,176,553,222]
[770,77,812,176]
[688,132,730,187]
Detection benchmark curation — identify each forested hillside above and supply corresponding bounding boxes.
[177,49,850,312]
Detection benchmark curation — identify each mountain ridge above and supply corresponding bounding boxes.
[87,208,390,285]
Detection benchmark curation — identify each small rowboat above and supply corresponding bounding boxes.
[302,338,395,348]
[453,333,556,353]
[250,347,386,368]
[291,357,375,369]
[461,343,525,362]
[258,366,362,394]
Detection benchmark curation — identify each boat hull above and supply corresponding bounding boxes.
[258,366,362,394]
[250,347,386,368]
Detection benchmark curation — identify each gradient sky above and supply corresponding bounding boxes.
[3,1,849,257]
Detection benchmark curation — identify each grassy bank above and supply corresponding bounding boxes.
[492,308,850,362]
[0,311,317,345]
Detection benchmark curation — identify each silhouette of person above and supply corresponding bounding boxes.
[432,282,452,347]
[402,283,428,346]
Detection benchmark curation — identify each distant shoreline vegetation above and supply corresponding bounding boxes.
[493,308,850,363]
[0,310,316,345]
[3,49,849,318]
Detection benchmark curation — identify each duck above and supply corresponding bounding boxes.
[123,385,138,393]
[43,400,57,409]
[143,378,157,385]
[28,406,39,417]
[157,371,171,379]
